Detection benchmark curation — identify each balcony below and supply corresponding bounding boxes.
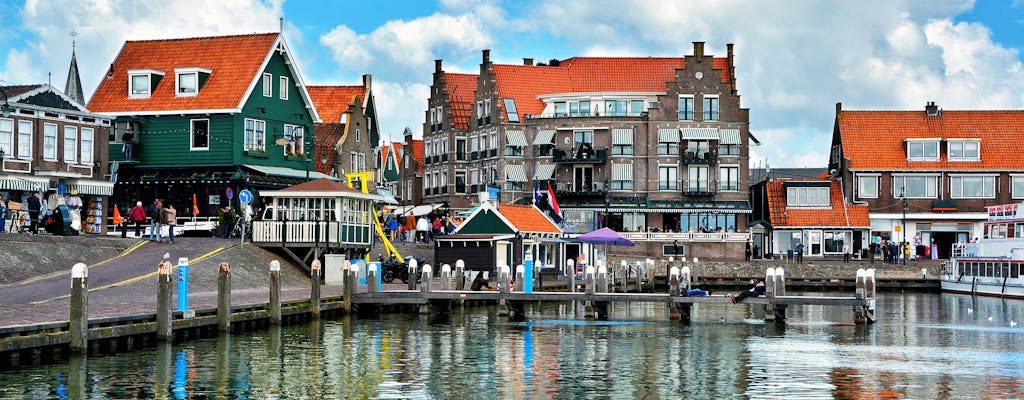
[682,180,717,196]
[555,181,607,198]
[681,150,718,165]
[489,149,498,158]
[470,151,479,161]
[553,146,608,164]
[455,183,466,193]
[441,153,448,162]
[456,152,466,161]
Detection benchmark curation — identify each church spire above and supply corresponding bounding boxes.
[64,30,85,105]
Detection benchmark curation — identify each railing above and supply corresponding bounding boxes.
[621,232,749,242]
[682,180,717,196]
[250,220,378,247]
[553,147,608,164]
[556,181,607,196]
[489,149,497,158]
[681,150,718,164]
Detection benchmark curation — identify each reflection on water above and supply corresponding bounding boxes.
[2,293,1024,399]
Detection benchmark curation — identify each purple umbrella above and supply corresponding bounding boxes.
[576,227,636,246]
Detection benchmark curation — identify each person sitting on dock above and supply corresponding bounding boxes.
[685,288,712,296]
[731,280,766,303]
[471,272,491,291]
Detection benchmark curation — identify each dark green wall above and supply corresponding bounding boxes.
[458,211,514,234]
[237,49,314,169]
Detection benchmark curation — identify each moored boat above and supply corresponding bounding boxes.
[941,203,1024,298]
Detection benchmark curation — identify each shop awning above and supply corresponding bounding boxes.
[658,129,680,143]
[612,129,633,145]
[67,179,114,196]
[612,164,633,181]
[505,164,527,182]
[719,129,741,144]
[534,164,556,180]
[376,188,399,205]
[0,175,37,191]
[680,128,719,140]
[393,203,443,217]
[243,164,339,181]
[533,129,556,145]
[505,130,529,147]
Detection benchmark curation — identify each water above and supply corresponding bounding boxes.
[2,292,1024,399]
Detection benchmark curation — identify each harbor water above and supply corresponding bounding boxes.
[1,292,1023,399]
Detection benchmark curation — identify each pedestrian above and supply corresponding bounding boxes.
[146,199,160,241]
[416,215,430,243]
[745,239,752,261]
[387,216,399,242]
[130,201,147,237]
[731,280,766,303]
[842,242,851,263]
[0,198,6,233]
[432,217,442,239]
[471,272,491,291]
[673,240,681,256]
[27,191,42,235]
[163,204,177,243]
[795,241,805,263]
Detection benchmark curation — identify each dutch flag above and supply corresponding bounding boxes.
[546,182,563,224]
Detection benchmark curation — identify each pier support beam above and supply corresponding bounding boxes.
[217,262,231,332]
[69,263,88,355]
[269,261,282,324]
[157,261,173,341]
[311,260,321,318]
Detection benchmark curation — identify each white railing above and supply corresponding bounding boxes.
[621,232,750,242]
[253,221,340,244]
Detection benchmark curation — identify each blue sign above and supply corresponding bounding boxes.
[56,182,67,196]
[239,189,253,205]
[225,187,234,200]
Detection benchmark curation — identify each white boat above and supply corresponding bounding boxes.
[941,203,1024,298]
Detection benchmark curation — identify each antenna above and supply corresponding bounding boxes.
[70,30,78,49]
[279,17,283,32]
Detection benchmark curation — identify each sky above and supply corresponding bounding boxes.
[1,0,1023,169]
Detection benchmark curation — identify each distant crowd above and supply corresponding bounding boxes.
[380,212,460,244]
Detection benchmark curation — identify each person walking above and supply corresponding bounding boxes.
[842,242,851,263]
[0,198,6,233]
[795,241,805,263]
[387,217,399,242]
[416,216,430,243]
[745,239,753,261]
[130,201,147,237]
[27,191,42,235]
[163,204,177,243]
[146,199,160,241]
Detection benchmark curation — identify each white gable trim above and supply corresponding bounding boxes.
[452,201,516,235]
[238,34,322,123]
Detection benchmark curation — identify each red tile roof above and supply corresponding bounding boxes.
[442,73,477,130]
[313,123,345,175]
[838,109,1024,170]
[307,85,365,124]
[88,33,280,113]
[411,139,424,174]
[280,177,361,193]
[766,178,870,228]
[498,204,561,234]
[492,56,729,119]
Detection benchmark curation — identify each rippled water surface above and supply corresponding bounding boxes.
[2,292,1024,399]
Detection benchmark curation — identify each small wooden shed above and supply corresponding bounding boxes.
[435,202,563,273]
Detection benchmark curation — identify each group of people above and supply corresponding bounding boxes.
[869,241,910,264]
[126,198,177,243]
[0,192,45,234]
[381,213,458,244]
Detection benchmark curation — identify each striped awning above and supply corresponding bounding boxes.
[564,207,753,214]
[67,179,114,196]
[658,129,680,143]
[0,175,51,192]
[505,130,529,147]
[533,129,556,145]
[505,164,527,182]
[680,128,719,140]
[612,129,633,145]
[719,129,741,144]
[534,164,556,180]
[612,164,633,181]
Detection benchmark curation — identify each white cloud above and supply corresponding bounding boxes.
[372,81,430,142]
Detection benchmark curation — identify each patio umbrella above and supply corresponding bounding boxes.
[111,205,123,226]
[192,194,199,216]
[576,227,636,246]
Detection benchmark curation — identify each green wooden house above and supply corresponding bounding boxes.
[88,32,328,218]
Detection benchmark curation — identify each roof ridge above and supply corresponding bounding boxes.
[125,32,278,44]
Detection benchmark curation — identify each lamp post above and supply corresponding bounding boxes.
[901,189,908,265]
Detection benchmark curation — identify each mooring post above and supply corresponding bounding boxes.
[775,267,786,297]
[408,258,418,291]
[515,265,525,293]
[584,265,596,318]
[311,260,322,318]
[865,268,877,324]
[681,266,692,292]
[217,262,232,332]
[455,260,466,290]
[368,263,379,293]
[668,266,680,296]
[854,268,866,323]
[420,264,433,293]
[157,261,173,341]
[566,259,576,293]
[70,263,88,355]
[270,260,282,324]
[441,264,452,290]
[596,264,608,294]
[764,268,776,322]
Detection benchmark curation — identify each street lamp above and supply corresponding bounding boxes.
[901,189,908,265]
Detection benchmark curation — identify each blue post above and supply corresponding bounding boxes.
[177,257,189,311]
[523,259,534,294]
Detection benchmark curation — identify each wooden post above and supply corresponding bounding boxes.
[584,265,595,318]
[157,261,173,341]
[515,265,525,293]
[566,259,575,293]
[440,264,451,291]
[775,267,786,297]
[217,262,231,332]
[69,263,88,355]
[407,258,418,291]
[498,264,510,317]
[596,264,608,294]
[344,263,358,313]
[668,266,680,296]
[310,260,322,318]
[764,268,776,322]
[420,264,433,293]
[269,260,282,324]
[368,263,379,293]
[455,260,466,290]
[681,266,692,292]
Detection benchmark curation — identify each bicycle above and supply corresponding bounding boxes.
[229,218,250,240]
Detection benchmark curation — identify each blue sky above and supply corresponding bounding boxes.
[1,0,1023,169]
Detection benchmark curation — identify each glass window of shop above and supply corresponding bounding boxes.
[680,213,736,233]
[563,210,597,234]
[823,231,851,254]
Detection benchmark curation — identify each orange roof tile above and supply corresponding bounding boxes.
[411,139,424,174]
[766,178,870,228]
[280,177,360,193]
[497,204,561,234]
[88,33,280,113]
[839,109,1024,170]
[313,123,345,175]
[443,73,477,130]
[307,85,365,124]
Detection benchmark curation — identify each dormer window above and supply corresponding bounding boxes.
[128,69,164,98]
[174,67,211,97]
[948,140,980,161]
[786,184,830,207]
[906,139,939,161]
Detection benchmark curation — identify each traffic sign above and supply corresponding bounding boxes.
[226,187,234,200]
[239,189,253,205]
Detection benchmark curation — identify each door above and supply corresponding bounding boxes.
[808,230,823,256]
[496,240,512,271]
[574,166,594,192]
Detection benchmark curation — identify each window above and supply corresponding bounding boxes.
[571,100,591,117]
[1013,176,1024,199]
[504,99,519,123]
[950,176,995,198]
[787,186,830,207]
[284,124,303,155]
[678,96,694,120]
[489,132,497,149]
[688,166,709,192]
[606,100,627,116]
[629,100,645,116]
[893,175,938,198]
[350,152,358,173]
[262,73,272,97]
[611,179,633,190]
[63,126,78,163]
[191,119,209,150]
[612,143,632,155]
[484,99,491,117]
[244,119,266,151]
[130,74,150,97]
[658,138,679,155]
[80,127,94,165]
[279,76,289,100]
[0,118,11,156]
[948,140,980,160]
[857,175,878,198]
[43,123,57,161]
[703,97,719,120]
[907,140,939,160]
[554,102,567,117]
[719,166,739,191]
[17,120,31,159]
[720,144,739,156]
[358,153,366,172]
[177,72,197,96]
[456,138,466,160]
[659,166,678,190]
[505,145,523,156]
[356,128,360,143]
[612,164,633,190]
[574,130,593,145]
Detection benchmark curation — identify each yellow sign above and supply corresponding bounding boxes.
[894,225,902,232]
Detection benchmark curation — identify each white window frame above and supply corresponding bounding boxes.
[892,174,939,198]
[279,76,289,100]
[906,139,940,161]
[787,186,830,207]
[175,71,198,97]
[659,165,678,190]
[284,124,303,155]
[43,123,57,161]
[719,165,739,191]
[1012,175,1024,199]
[243,118,266,151]
[678,95,695,121]
[127,69,163,99]
[856,174,879,199]
[688,165,709,191]
[484,99,491,117]
[17,120,32,159]
[949,175,996,199]
[262,73,272,97]
[0,118,12,157]
[703,95,719,121]
[190,119,210,151]
[63,125,78,163]
[350,152,358,173]
[947,139,980,161]
[80,127,94,165]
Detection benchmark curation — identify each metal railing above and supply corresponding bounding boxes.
[621,231,749,242]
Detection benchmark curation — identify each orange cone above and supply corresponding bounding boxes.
[112,206,124,225]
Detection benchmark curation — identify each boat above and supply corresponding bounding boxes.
[941,203,1024,298]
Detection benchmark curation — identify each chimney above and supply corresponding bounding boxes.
[693,42,705,63]
[482,49,491,64]
[835,102,842,116]
[925,101,939,117]
[434,59,442,73]
[107,63,114,78]
[523,58,534,66]
[362,74,372,91]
